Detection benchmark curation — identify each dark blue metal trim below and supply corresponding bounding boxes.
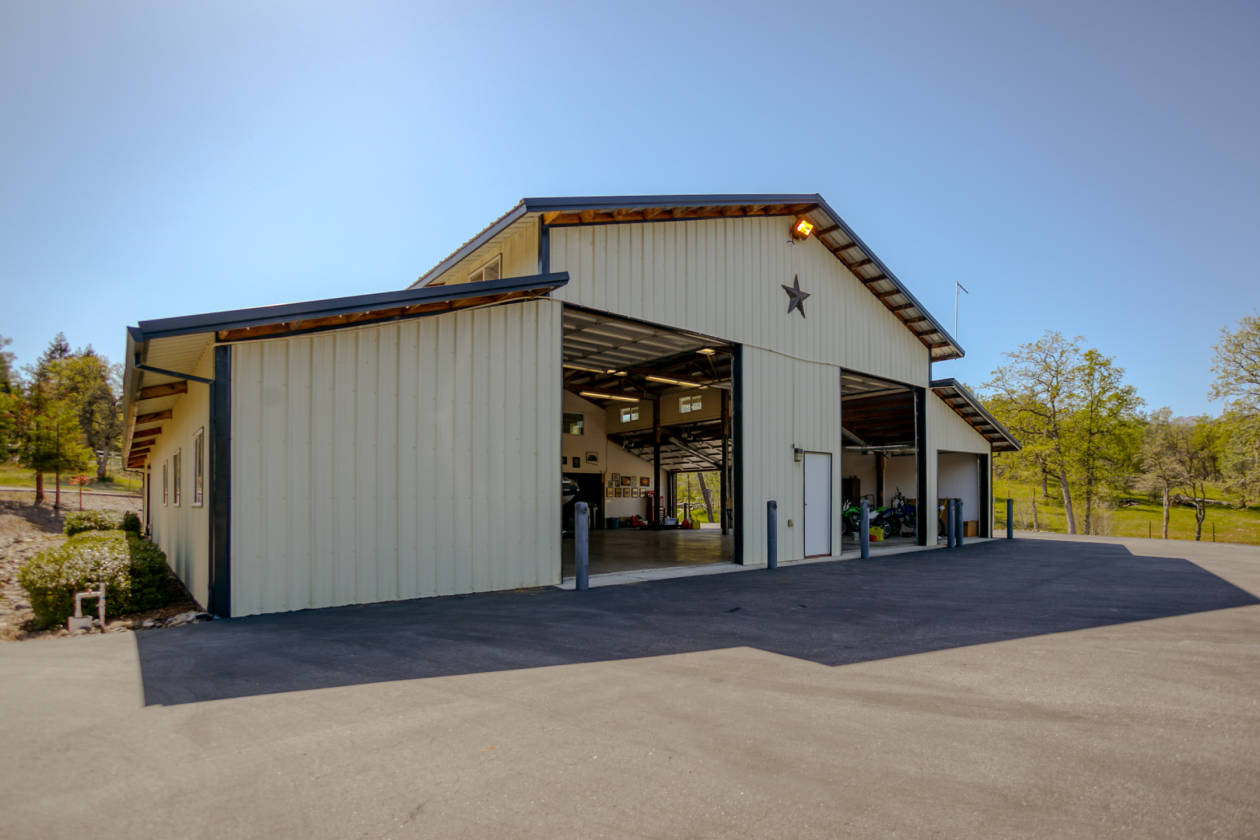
[732,344,744,565]
[209,345,232,618]
[915,386,929,546]
[135,364,215,385]
[131,272,569,342]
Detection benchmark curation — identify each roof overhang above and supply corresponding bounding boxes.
[121,272,569,467]
[415,193,964,361]
[930,378,1021,452]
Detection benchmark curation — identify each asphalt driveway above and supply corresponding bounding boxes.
[2,535,1259,838]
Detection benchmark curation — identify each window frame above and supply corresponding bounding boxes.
[468,254,502,284]
[563,412,585,436]
[172,449,182,507]
[620,405,640,423]
[192,427,205,507]
[679,394,703,414]
[162,461,168,506]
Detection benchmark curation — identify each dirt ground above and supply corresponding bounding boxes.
[0,490,200,641]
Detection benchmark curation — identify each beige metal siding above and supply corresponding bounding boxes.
[146,345,214,607]
[929,393,992,455]
[740,347,844,564]
[551,217,929,387]
[229,300,561,617]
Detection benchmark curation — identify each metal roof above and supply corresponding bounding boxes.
[930,378,1021,452]
[121,272,569,467]
[415,193,964,361]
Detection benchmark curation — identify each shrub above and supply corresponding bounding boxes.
[17,531,172,628]
[121,511,142,535]
[63,510,120,536]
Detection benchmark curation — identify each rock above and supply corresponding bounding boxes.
[141,619,156,629]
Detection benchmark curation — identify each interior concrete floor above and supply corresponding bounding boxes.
[561,528,734,576]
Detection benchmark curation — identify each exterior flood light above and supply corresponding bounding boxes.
[793,446,804,462]
[791,218,815,240]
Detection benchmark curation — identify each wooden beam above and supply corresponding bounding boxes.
[890,302,917,312]
[847,258,874,270]
[132,427,161,439]
[860,275,889,286]
[876,289,902,299]
[138,381,187,400]
[135,410,172,424]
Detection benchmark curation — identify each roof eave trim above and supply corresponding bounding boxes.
[930,377,1021,451]
[132,271,569,342]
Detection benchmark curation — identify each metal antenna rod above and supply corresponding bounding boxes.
[954,281,970,339]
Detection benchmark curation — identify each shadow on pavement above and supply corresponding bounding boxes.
[135,539,1259,705]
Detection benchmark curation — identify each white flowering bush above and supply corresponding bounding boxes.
[63,510,122,536]
[18,531,171,628]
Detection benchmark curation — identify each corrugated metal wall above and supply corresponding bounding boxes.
[229,299,561,617]
[146,345,213,607]
[551,217,929,387]
[740,347,844,563]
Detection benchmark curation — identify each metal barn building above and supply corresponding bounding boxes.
[121,194,1018,618]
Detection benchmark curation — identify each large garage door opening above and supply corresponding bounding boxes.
[841,371,923,550]
[937,451,987,539]
[560,306,736,578]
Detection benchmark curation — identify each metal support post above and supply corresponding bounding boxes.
[766,500,778,570]
[860,499,870,560]
[946,499,956,548]
[575,501,589,591]
[955,499,965,547]
[1006,498,1014,540]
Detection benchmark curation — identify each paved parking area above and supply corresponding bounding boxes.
[2,535,1258,838]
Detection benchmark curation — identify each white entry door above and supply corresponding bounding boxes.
[803,452,832,558]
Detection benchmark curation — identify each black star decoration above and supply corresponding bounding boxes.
[782,274,810,318]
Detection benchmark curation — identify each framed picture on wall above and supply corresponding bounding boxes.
[571,456,581,468]
[615,488,623,497]
[639,476,650,487]
[621,476,632,486]
[606,486,614,498]
[610,473,620,485]
[585,451,598,464]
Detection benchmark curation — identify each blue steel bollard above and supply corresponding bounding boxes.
[955,499,965,548]
[860,499,870,560]
[946,499,956,548]
[766,500,778,570]
[1006,498,1014,540]
[575,501,589,591]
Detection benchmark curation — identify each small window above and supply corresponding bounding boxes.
[679,394,703,414]
[192,428,205,507]
[468,254,502,284]
[162,461,168,506]
[172,449,182,506]
[620,405,640,423]
[563,412,585,435]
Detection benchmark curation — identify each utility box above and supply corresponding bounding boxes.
[964,520,979,538]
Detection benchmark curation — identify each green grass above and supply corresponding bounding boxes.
[994,478,1260,546]
[0,459,141,495]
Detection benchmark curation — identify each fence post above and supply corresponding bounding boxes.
[1006,498,1014,540]
[575,501,589,592]
[766,500,778,570]
[956,499,965,548]
[860,499,870,560]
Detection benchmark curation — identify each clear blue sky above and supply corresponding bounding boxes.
[3,0,1256,416]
